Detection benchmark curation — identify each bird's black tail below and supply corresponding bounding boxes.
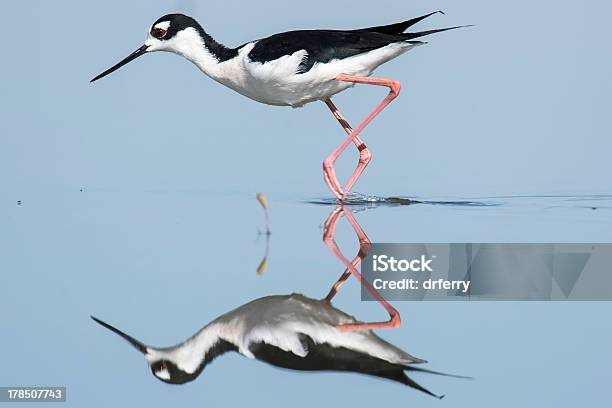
[358,10,472,40]
[399,365,474,399]
[401,25,472,41]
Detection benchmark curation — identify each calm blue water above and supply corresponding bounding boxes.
[2,0,612,406]
[2,191,611,407]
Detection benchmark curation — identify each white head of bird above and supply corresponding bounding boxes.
[91,14,226,82]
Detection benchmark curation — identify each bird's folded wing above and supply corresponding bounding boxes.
[247,30,412,74]
[240,325,309,359]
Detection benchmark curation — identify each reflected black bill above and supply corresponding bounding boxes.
[91,316,148,354]
[90,44,149,83]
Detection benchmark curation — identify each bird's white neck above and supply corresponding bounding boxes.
[146,323,224,374]
[163,27,226,80]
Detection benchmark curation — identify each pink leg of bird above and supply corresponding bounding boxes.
[323,97,373,199]
[322,206,401,332]
[322,74,401,200]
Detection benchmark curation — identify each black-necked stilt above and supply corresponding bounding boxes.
[92,294,466,398]
[91,12,468,200]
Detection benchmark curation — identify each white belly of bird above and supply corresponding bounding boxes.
[219,41,420,107]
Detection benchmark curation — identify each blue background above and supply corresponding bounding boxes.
[1,1,611,407]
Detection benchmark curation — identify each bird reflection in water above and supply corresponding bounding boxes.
[92,205,468,399]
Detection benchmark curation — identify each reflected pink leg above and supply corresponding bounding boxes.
[322,207,401,332]
[323,208,354,302]
[322,74,401,200]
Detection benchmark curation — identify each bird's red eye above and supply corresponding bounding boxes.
[152,28,167,39]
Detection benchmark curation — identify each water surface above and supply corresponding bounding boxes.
[2,189,611,407]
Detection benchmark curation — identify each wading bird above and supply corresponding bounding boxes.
[91,12,467,200]
[92,293,467,398]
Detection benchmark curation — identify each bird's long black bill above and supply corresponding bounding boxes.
[90,44,149,83]
[91,315,148,354]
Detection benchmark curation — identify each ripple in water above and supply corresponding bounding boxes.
[305,192,499,208]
